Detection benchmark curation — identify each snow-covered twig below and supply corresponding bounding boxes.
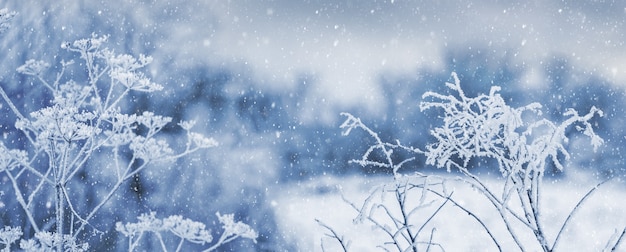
[338,72,607,251]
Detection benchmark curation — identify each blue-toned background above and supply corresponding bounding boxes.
[0,1,624,250]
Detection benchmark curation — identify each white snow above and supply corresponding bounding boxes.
[271,174,626,251]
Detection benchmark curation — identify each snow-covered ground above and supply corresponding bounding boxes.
[271,173,625,251]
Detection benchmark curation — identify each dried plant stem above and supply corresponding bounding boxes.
[339,71,606,251]
[426,188,502,252]
[316,219,349,252]
[552,178,612,251]
[610,228,626,251]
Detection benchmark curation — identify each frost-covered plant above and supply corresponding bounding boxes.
[420,72,604,251]
[0,8,16,34]
[420,72,603,175]
[339,113,423,177]
[337,113,448,252]
[344,175,448,252]
[0,226,22,252]
[116,212,257,252]
[338,72,619,251]
[19,231,89,252]
[335,113,488,252]
[0,32,252,251]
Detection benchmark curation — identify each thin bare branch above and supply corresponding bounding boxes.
[610,227,626,251]
[316,219,349,252]
[552,178,612,251]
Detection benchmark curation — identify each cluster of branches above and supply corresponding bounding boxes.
[0,9,256,251]
[321,72,624,251]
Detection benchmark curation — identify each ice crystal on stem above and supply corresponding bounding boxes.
[0,8,16,34]
[420,72,603,178]
[116,212,257,252]
[0,226,22,252]
[16,60,50,77]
